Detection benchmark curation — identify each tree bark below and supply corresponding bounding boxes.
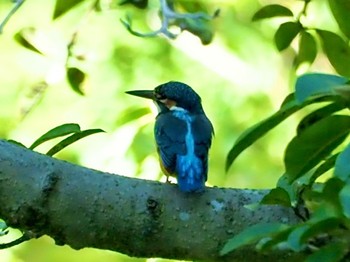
[0,139,305,261]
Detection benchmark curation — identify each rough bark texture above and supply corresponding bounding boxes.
[0,140,305,261]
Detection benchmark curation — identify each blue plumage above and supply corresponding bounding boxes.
[126,81,214,192]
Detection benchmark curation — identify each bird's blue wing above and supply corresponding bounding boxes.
[154,113,187,174]
[191,114,214,180]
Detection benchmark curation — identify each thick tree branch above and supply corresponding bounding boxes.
[0,140,305,261]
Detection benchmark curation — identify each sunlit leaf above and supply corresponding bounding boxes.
[297,102,347,135]
[295,73,348,103]
[317,30,350,77]
[67,67,85,96]
[252,4,293,21]
[339,183,350,217]
[285,115,350,182]
[14,27,43,55]
[29,123,81,150]
[117,107,151,125]
[260,187,291,207]
[220,223,289,256]
[274,22,302,51]
[46,129,105,156]
[334,143,350,181]
[328,0,350,39]
[53,0,85,19]
[296,31,317,66]
[305,243,347,262]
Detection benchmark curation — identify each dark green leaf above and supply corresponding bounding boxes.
[297,102,347,135]
[301,217,341,243]
[53,0,85,19]
[277,174,298,204]
[7,139,27,148]
[46,129,105,156]
[67,67,85,95]
[119,0,148,9]
[252,5,293,21]
[305,242,347,262]
[260,187,291,207]
[286,225,309,251]
[322,177,344,214]
[285,115,350,182]
[259,227,294,251]
[334,143,350,181]
[328,0,350,39]
[220,223,289,256]
[14,28,43,55]
[339,183,350,217]
[295,73,348,103]
[296,31,317,66]
[274,22,302,51]
[309,154,338,184]
[226,94,340,171]
[317,30,350,77]
[29,123,81,150]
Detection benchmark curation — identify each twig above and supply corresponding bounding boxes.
[121,0,215,39]
[0,0,26,34]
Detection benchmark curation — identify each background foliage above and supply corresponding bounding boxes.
[0,0,348,261]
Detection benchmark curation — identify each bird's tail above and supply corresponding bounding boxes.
[176,155,205,192]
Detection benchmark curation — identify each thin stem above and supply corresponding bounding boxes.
[0,0,25,34]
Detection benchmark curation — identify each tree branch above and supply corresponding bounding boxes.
[0,139,305,261]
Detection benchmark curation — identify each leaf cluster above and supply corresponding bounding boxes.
[223,72,350,260]
[252,1,350,77]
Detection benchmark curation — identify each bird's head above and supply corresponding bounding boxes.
[126,81,203,114]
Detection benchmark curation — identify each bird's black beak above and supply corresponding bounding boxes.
[125,90,155,100]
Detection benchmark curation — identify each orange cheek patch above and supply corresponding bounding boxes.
[165,99,176,109]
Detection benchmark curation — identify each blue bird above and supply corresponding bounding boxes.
[126,81,214,192]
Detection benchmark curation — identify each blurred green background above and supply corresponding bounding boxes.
[0,0,337,261]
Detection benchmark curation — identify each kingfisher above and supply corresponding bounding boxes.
[126,81,214,192]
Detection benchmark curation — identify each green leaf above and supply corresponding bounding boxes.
[220,223,289,256]
[226,94,340,171]
[252,4,293,21]
[328,0,350,39]
[286,225,309,252]
[317,30,350,77]
[309,154,338,184]
[339,183,350,217]
[301,217,341,243]
[334,143,350,181]
[260,187,291,207]
[46,129,105,156]
[274,22,302,51]
[53,0,85,19]
[14,27,43,55]
[67,67,85,95]
[29,123,81,150]
[226,94,300,171]
[285,115,350,182]
[117,107,151,125]
[296,31,317,66]
[297,102,347,135]
[119,0,148,9]
[295,73,348,103]
[7,139,27,148]
[305,243,347,262]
